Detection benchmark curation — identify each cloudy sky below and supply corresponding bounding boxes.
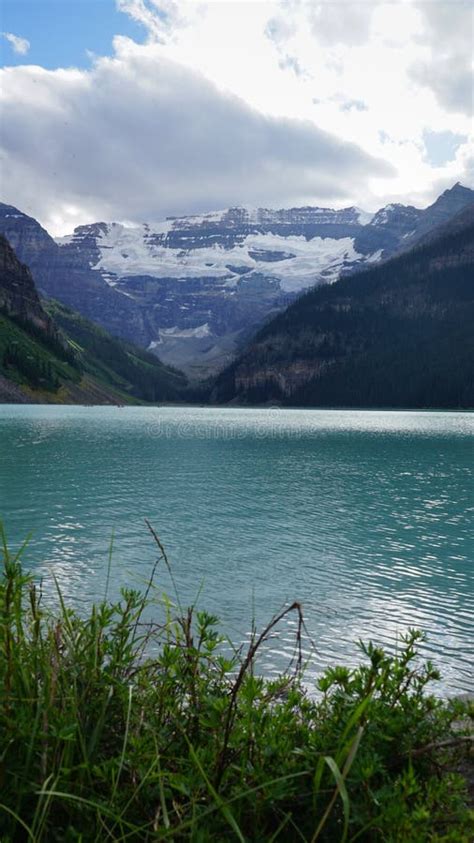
[1,0,472,235]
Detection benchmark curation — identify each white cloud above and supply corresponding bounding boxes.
[0,0,472,234]
[258,0,473,202]
[0,37,390,235]
[124,3,473,186]
[306,0,381,47]
[116,0,185,43]
[409,0,473,116]
[2,32,30,56]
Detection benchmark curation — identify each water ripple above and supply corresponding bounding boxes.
[0,405,472,695]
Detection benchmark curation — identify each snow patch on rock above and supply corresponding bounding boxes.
[85,223,365,293]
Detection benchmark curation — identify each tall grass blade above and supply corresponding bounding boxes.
[104,528,115,601]
[185,737,246,842]
[111,683,133,802]
[0,803,36,841]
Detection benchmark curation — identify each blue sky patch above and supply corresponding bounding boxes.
[423,129,467,167]
[1,0,145,69]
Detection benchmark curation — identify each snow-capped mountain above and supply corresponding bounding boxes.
[0,184,472,377]
[50,206,388,374]
[57,215,370,292]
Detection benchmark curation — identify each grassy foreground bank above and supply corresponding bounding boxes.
[1,527,473,842]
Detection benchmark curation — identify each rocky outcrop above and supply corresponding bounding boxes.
[0,235,55,335]
[235,359,336,396]
[0,373,32,403]
[0,205,57,266]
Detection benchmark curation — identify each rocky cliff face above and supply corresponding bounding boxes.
[0,205,57,266]
[0,184,472,378]
[0,207,148,348]
[0,235,56,336]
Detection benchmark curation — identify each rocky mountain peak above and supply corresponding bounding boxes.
[430,181,473,210]
[0,203,56,266]
[408,182,474,242]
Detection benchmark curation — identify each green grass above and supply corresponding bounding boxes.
[1,524,472,842]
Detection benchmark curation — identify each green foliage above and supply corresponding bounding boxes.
[0,299,189,403]
[3,343,60,391]
[45,300,188,402]
[0,527,472,842]
[0,313,80,394]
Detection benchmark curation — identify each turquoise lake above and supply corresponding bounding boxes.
[1,405,472,695]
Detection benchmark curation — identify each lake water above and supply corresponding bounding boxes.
[1,405,472,695]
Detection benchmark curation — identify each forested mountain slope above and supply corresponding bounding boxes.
[212,205,474,408]
[0,236,187,404]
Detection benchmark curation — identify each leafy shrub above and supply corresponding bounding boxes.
[1,526,472,841]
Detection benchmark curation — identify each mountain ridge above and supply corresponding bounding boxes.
[0,183,472,379]
[211,201,474,408]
